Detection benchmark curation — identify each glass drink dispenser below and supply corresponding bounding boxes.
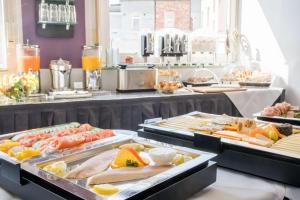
[16,41,41,93]
[82,45,102,90]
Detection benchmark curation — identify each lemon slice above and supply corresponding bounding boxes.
[172,154,185,165]
[92,184,119,196]
[43,161,67,177]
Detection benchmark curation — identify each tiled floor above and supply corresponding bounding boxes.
[0,188,21,200]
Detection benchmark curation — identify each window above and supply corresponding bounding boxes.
[0,0,7,70]
[109,0,233,63]
[239,0,287,83]
[109,0,155,54]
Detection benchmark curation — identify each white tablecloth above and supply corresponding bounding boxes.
[190,168,285,200]
[224,87,284,117]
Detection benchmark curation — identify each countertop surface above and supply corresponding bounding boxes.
[0,89,203,107]
[0,87,283,108]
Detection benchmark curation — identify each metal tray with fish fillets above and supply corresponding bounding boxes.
[20,136,216,200]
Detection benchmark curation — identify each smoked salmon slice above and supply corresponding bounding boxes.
[39,130,115,153]
[11,122,81,142]
[16,124,93,148]
[18,133,51,147]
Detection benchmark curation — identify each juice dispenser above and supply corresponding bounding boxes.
[82,45,102,90]
[16,40,41,93]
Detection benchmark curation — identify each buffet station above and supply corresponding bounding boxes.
[0,38,285,133]
[138,108,300,187]
[0,27,285,134]
[0,123,216,200]
[1,1,299,199]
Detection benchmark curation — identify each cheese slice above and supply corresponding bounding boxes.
[213,131,244,141]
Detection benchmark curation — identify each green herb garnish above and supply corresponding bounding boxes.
[126,160,139,167]
[294,112,300,118]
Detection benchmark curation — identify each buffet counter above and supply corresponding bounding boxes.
[0,88,284,134]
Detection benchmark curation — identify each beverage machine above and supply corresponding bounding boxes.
[16,40,41,93]
[159,33,188,65]
[141,33,154,63]
[82,45,103,91]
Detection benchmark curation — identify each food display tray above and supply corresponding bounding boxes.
[0,133,217,200]
[255,113,300,126]
[238,82,271,87]
[182,81,217,87]
[190,86,247,93]
[138,112,300,187]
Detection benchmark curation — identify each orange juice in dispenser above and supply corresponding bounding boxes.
[82,45,103,90]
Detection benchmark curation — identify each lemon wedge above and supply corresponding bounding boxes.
[43,161,67,177]
[92,184,119,196]
[172,154,185,165]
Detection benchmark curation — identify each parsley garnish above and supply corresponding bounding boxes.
[126,160,139,167]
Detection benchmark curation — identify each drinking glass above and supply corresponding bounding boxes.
[39,3,49,22]
[49,4,58,22]
[58,4,66,22]
[69,5,77,24]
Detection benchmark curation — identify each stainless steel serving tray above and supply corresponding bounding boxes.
[0,125,130,164]
[139,111,300,160]
[21,136,216,200]
[238,82,271,87]
[254,112,300,126]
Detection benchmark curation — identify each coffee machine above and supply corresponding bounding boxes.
[82,45,102,91]
[141,33,154,63]
[159,33,188,65]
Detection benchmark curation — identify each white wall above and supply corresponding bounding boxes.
[256,0,300,104]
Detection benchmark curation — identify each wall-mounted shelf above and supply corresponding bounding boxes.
[36,0,76,38]
[40,0,75,3]
[38,21,77,30]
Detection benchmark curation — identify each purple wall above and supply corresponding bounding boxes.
[21,0,86,68]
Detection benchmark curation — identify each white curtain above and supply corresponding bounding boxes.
[0,0,23,73]
[85,0,110,49]
[0,0,7,70]
[98,0,110,50]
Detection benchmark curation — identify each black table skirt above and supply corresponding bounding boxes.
[0,93,284,134]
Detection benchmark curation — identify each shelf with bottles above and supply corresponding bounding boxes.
[37,21,76,30]
[40,0,75,3]
[37,0,76,33]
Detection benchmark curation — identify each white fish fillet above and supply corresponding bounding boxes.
[64,149,118,179]
[87,165,171,185]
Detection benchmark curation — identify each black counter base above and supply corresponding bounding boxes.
[144,162,216,200]
[0,175,68,200]
[215,144,300,187]
[0,92,245,134]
